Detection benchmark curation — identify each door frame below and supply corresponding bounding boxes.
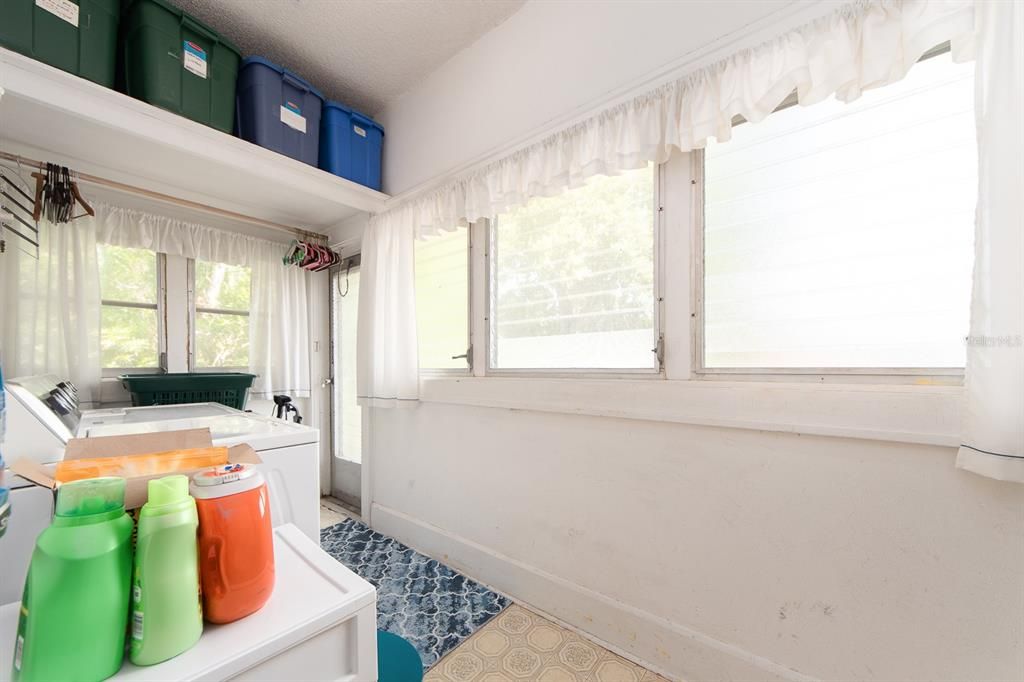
[328,256,368,516]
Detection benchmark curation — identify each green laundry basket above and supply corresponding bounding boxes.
[119,372,256,410]
[0,0,120,87]
[119,0,241,133]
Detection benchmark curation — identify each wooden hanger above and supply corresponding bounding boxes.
[30,167,95,223]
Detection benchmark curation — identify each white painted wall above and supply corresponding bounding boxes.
[371,404,1023,681]
[379,0,799,196]
[367,1,1024,680]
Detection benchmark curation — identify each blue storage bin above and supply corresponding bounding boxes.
[320,100,384,191]
[236,56,323,166]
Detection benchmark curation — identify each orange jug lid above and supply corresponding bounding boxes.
[190,463,266,499]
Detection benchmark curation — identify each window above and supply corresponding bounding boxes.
[701,52,975,371]
[415,228,470,370]
[98,245,160,369]
[488,166,658,371]
[192,260,251,369]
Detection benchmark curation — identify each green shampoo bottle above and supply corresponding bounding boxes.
[130,474,203,665]
[13,477,134,682]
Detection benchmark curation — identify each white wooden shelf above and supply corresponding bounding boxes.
[0,48,388,234]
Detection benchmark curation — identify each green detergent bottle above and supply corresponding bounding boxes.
[12,477,134,682]
[130,475,203,665]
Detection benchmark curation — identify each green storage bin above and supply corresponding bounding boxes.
[120,372,256,410]
[119,0,241,133]
[0,0,119,87]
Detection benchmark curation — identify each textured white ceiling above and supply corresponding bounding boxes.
[171,0,525,116]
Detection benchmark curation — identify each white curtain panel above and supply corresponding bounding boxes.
[248,254,311,399]
[356,209,418,407]
[954,0,1024,482]
[0,217,102,405]
[94,203,311,398]
[359,0,976,403]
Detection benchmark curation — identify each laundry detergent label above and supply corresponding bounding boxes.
[280,102,307,133]
[36,0,79,27]
[132,610,143,640]
[182,41,208,79]
[131,573,143,640]
[14,600,27,672]
[353,125,367,138]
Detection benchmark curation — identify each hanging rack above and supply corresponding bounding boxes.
[0,170,40,257]
[0,151,328,242]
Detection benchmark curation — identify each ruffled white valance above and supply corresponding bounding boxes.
[94,202,282,268]
[374,0,975,239]
[358,0,978,407]
[94,202,311,399]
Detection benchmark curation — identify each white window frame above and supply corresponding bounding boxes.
[483,163,666,378]
[418,226,473,377]
[692,142,965,382]
[100,250,166,377]
[186,258,251,373]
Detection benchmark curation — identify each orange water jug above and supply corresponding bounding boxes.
[190,464,275,624]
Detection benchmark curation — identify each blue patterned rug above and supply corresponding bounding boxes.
[320,518,511,670]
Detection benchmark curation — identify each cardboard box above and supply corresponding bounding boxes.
[10,428,261,510]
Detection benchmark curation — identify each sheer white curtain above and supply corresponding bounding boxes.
[357,209,418,407]
[954,0,1024,482]
[359,0,977,404]
[96,203,311,398]
[248,254,310,399]
[0,217,102,404]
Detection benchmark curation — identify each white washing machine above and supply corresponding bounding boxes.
[1,375,321,605]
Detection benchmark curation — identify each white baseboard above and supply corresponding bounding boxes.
[371,503,817,682]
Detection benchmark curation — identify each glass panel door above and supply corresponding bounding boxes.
[330,261,361,507]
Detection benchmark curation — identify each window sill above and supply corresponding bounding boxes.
[418,376,962,447]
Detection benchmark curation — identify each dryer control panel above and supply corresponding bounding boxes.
[6,374,81,434]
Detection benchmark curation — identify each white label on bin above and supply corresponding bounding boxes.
[280,103,307,133]
[14,635,23,671]
[353,125,367,138]
[36,0,79,27]
[183,41,208,79]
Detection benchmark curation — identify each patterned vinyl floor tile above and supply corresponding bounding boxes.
[424,604,672,682]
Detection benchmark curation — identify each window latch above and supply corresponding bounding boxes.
[451,345,473,371]
[653,335,665,368]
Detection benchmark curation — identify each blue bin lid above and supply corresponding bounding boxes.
[241,56,324,101]
[324,100,384,136]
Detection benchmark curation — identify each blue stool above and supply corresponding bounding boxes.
[377,630,423,682]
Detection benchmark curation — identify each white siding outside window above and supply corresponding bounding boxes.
[701,52,975,372]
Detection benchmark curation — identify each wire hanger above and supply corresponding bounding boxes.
[337,258,352,297]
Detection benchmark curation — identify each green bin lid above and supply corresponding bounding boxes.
[122,0,242,56]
